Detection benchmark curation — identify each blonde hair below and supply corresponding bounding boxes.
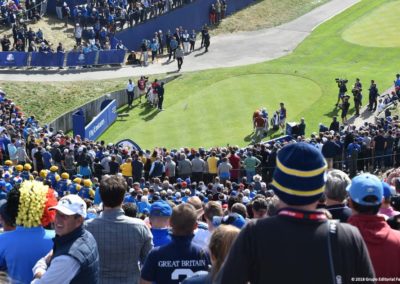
[208,225,240,280]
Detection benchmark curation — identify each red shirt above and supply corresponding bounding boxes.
[348,214,400,283]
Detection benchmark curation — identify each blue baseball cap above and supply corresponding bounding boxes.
[150,201,172,217]
[382,182,395,199]
[212,213,246,229]
[347,174,383,206]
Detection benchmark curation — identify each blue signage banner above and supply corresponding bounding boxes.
[72,109,86,139]
[30,52,65,67]
[66,52,96,66]
[97,50,126,65]
[85,100,117,141]
[0,52,29,67]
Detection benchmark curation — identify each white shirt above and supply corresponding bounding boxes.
[31,255,80,284]
[126,82,135,92]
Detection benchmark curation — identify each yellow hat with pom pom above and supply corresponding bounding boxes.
[15,165,23,171]
[83,179,92,187]
[50,166,58,172]
[40,170,48,178]
[23,163,32,170]
[61,172,69,179]
[73,177,82,184]
[4,160,12,166]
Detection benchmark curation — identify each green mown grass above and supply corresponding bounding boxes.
[99,0,400,148]
[101,74,322,148]
[342,1,400,47]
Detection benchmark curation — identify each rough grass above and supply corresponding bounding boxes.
[212,0,329,35]
[1,79,125,122]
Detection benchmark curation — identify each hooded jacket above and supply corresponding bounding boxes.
[348,214,400,282]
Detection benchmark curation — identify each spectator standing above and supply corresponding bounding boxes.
[156,82,165,110]
[140,203,211,284]
[126,79,135,108]
[242,152,260,182]
[74,23,83,46]
[183,225,240,284]
[0,183,56,284]
[32,194,99,283]
[368,80,379,112]
[217,143,375,283]
[348,174,400,282]
[149,201,172,247]
[324,169,352,222]
[191,153,206,183]
[175,45,184,71]
[203,28,210,52]
[189,30,196,52]
[279,102,287,134]
[85,176,153,283]
[379,182,400,218]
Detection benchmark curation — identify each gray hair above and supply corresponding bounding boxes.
[325,170,351,202]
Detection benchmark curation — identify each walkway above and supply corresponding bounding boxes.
[0,0,359,82]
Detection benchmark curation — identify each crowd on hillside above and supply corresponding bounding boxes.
[0,0,46,27]
[0,73,399,283]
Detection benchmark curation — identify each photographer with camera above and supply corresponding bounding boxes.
[352,78,363,116]
[369,80,379,112]
[340,95,350,124]
[335,78,348,107]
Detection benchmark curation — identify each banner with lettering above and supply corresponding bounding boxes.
[85,99,117,141]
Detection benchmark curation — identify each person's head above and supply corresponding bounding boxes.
[122,202,137,218]
[50,195,87,237]
[271,143,327,209]
[347,174,383,215]
[149,201,172,229]
[325,170,351,203]
[187,196,203,218]
[100,175,127,208]
[252,197,268,219]
[208,225,240,280]
[231,203,247,219]
[0,200,15,231]
[170,203,198,236]
[204,201,223,231]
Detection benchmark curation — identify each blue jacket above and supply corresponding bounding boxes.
[51,226,99,284]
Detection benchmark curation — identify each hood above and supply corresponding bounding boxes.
[348,214,391,245]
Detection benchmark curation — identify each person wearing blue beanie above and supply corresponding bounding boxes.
[217,142,375,284]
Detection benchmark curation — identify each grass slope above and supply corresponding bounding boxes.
[212,0,329,34]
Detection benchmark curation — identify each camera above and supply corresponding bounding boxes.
[335,78,348,84]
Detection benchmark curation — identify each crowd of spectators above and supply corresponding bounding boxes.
[0,75,399,283]
[1,24,59,53]
[0,0,46,27]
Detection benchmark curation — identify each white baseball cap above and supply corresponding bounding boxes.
[49,195,87,218]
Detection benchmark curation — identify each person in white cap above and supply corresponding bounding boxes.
[31,195,99,284]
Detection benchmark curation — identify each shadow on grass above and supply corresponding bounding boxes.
[142,109,160,121]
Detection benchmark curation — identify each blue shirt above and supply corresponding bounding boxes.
[0,227,55,284]
[141,235,210,284]
[151,228,172,247]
